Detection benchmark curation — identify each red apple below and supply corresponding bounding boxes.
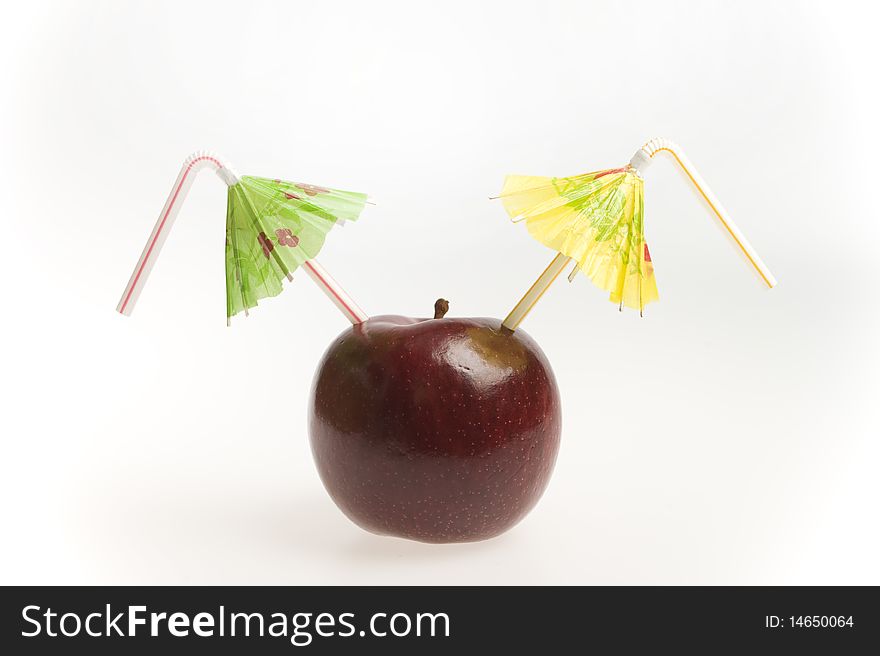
[309,300,561,543]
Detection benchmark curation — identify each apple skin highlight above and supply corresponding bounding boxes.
[309,311,561,543]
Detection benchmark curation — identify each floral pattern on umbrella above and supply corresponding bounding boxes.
[275,228,300,247]
[295,183,330,197]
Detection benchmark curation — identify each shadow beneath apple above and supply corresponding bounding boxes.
[273,494,516,564]
[338,525,513,563]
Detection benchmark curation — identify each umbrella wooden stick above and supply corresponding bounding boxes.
[502,253,572,332]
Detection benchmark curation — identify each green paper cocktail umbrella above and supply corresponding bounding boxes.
[117,152,369,325]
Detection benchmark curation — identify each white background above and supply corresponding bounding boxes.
[1,0,878,585]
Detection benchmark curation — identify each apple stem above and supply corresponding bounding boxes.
[434,298,449,319]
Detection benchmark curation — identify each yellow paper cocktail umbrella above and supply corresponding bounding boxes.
[495,138,776,330]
